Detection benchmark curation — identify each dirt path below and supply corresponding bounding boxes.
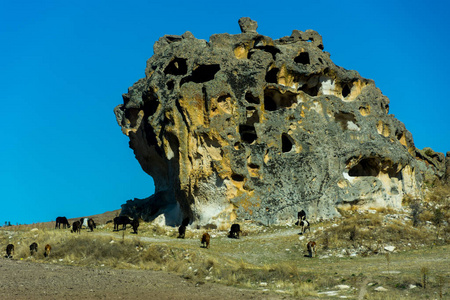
[0,258,287,300]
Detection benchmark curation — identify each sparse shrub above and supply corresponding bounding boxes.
[409,200,422,227]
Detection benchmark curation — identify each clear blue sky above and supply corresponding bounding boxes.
[1,0,449,225]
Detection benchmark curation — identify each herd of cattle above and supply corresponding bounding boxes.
[4,210,317,259]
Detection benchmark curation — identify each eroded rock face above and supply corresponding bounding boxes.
[115,18,446,226]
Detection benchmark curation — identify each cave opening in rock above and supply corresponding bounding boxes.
[142,90,159,117]
[166,80,175,90]
[231,173,245,182]
[265,68,279,83]
[281,133,294,153]
[294,52,310,65]
[342,84,351,98]
[164,57,188,75]
[251,45,281,60]
[264,95,277,111]
[334,111,357,130]
[245,92,260,104]
[264,89,297,111]
[180,64,220,85]
[125,108,140,128]
[239,124,257,144]
[348,158,380,177]
[299,83,319,97]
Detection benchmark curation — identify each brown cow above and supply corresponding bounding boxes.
[307,241,316,258]
[6,244,14,258]
[201,232,210,249]
[44,244,52,258]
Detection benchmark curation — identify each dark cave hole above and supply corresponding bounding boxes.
[164,57,188,75]
[231,174,245,182]
[166,80,175,90]
[294,52,310,65]
[239,124,258,144]
[125,108,140,128]
[281,133,294,153]
[265,68,279,83]
[348,158,380,177]
[245,92,260,104]
[299,84,319,97]
[180,64,221,85]
[342,84,351,98]
[264,89,297,111]
[142,90,159,117]
[264,95,277,111]
[248,163,259,169]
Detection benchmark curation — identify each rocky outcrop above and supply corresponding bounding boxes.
[114,18,447,226]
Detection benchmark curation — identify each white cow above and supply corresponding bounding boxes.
[80,217,89,228]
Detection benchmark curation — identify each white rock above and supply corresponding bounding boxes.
[335,284,350,290]
[153,214,166,226]
[30,228,39,232]
[259,282,268,287]
[374,286,388,292]
[299,236,305,241]
[384,246,395,252]
[409,284,417,289]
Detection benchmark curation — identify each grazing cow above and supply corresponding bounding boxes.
[306,241,317,258]
[44,244,51,258]
[228,224,241,239]
[114,216,131,231]
[6,244,14,258]
[87,218,96,232]
[55,216,70,229]
[300,219,310,234]
[131,218,139,234]
[80,217,89,229]
[71,220,81,233]
[177,217,190,239]
[201,232,210,249]
[30,242,38,255]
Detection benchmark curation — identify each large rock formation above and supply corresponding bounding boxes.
[115,18,447,226]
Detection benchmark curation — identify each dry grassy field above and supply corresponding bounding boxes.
[1,189,449,299]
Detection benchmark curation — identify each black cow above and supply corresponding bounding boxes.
[177,217,190,239]
[131,218,139,234]
[298,210,306,221]
[30,242,38,255]
[114,216,131,231]
[55,216,70,229]
[6,244,14,258]
[71,220,81,233]
[228,224,241,239]
[88,219,96,232]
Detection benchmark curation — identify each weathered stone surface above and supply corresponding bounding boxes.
[114,18,447,226]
